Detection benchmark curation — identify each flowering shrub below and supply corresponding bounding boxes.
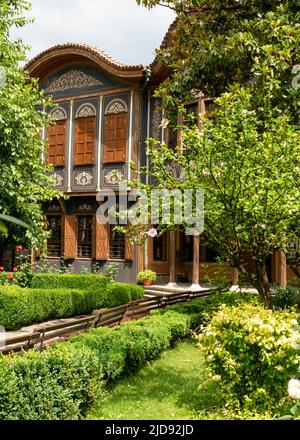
[288,379,300,419]
[198,303,300,411]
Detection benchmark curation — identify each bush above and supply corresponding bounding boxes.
[0,290,259,419]
[0,271,25,287]
[0,286,103,330]
[0,344,102,420]
[198,302,300,411]
[0,298,203,419]
[152,290,258,328]
[105,282,144,308]
[70,309,189,381]
[0,282,143,331]
[30,274,108,291]
[273,286,300,310]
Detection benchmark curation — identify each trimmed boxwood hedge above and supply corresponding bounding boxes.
[0,292,239,420]
[0,291,256,420]
[0,306,196,419]
[30,274,108,290]
[0,281,144,331]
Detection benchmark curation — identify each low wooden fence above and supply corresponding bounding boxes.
[0,289,213,356]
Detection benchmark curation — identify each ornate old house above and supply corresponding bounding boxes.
[18,34,295,287]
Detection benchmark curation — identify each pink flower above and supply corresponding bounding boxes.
[7,273,13,281]
[16,245,23,252]
[147,228,158,238]
[12,267,18,273]
[0,267,4,272]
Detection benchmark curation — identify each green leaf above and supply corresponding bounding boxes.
[0,219,8,234]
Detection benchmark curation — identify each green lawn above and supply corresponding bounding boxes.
[88,339,256,420]
[87,339,277,420]
[87,339,203,420]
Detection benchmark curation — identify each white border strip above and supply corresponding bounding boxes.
[67,100,74,192]
[97,96,104,191]
[128,91,134,182]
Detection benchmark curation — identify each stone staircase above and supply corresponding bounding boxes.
[144,284,212,298]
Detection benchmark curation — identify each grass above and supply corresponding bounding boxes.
[87,339,203,420]
[88,340,270,420]
[87,339,275,420]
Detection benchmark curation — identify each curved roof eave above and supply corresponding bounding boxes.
[25,43,146,82]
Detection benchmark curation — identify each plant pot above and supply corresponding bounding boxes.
[143,279,153,287]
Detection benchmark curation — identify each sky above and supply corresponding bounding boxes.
[12,0,175,66]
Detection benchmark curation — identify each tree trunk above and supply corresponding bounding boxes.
[238,261,273,309]
[256,262,273,309]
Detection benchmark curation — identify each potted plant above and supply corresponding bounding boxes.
[137,269,157,287]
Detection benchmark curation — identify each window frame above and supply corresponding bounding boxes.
[109,224,126,261]
[46,214,63,258]
[76,214,94,259]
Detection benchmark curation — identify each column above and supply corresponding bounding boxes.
[190,235,202,291]
[279,250,287,288]
[168,230,178,287]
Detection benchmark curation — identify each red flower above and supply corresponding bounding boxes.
[0,267,4,272]
[7,273,13,281]
[16,245,23,252]
[12,267,18,273]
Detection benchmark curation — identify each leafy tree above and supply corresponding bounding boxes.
[133,0,300,307]
[133,85,300,308]
[0,0,59,250]
[137,0,300,121]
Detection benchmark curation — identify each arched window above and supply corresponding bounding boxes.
[104,99,128,163]
[47,107,67,166]
[74,104,97,165]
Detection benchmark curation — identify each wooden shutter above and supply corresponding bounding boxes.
[74,117,96,165]
[47,120,66,166]
[125,222,134,261]
[64,216,76,259]
[95,220,109,260]
[104,113,127,163]
[125,234,134,261]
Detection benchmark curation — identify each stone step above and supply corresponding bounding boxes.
[146,285,189,293]
[143,289,171,297]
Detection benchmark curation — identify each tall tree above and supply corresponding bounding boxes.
[133,0,300,306]
[138,0,300,120]
[132,85,300,308]
[0,0,58,250]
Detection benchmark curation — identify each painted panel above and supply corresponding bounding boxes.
[42,65,125,99]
